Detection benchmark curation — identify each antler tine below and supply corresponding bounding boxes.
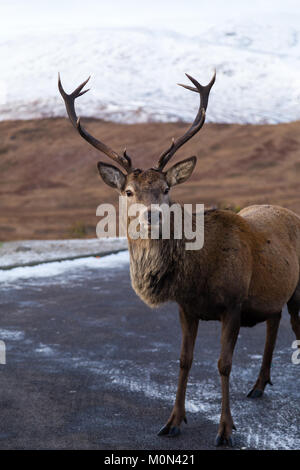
[123,148,132,167]
[182,69,216,111]
[58,73,131,173]
[156,70,216,171]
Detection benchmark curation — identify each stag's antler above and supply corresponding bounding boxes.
[155,70,216,171]
[58,74,132,173]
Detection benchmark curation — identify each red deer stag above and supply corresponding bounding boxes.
[58,71,300,446]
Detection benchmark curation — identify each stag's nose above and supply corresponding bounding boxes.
[143,208,162,226]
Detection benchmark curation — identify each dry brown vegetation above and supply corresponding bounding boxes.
[0,117,299,240]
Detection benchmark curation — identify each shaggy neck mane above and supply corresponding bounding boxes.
[128,237,184,307]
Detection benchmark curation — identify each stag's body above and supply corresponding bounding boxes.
[59,70,300,446]
[129,203,300,324]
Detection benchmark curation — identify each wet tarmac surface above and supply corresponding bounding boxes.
[0,252,299,449]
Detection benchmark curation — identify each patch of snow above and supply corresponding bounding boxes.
[0,238,128,269]
[0,329,24,341]
[35,343,56,356]
[0,250,130,284]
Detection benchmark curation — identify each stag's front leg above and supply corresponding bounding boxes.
[216,310,240,447]
[158,307,198,437]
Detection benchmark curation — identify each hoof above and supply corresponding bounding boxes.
[215,433,235,447]
[247,388,263,399]
[247,378,273,398]
[168,426,181,438]
[157,425,181,437]
[157,424,169,436]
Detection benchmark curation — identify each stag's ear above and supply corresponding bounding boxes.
[97,162,126,192]
[165,156,197,187]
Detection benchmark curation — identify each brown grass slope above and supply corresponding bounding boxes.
[0,118,299,240]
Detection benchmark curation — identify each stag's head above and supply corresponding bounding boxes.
[58,72,215,219]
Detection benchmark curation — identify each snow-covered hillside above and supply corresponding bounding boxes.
[1,1,300,124]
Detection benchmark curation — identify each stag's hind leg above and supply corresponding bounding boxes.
[158,307,198,437]
[247,313,281,399]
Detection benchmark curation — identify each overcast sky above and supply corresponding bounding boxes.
[1,0,299,36]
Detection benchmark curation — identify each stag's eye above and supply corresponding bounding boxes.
[164,187,170,195]
[125,190,133,197]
